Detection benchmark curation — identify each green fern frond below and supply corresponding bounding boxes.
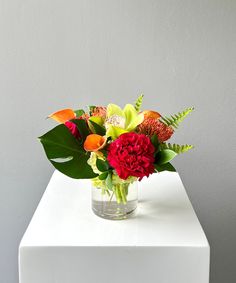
[160,107,194,129]
[160,143,194,154]
[134,94,144,112]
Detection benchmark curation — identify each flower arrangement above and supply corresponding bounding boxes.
[39,95,194,218]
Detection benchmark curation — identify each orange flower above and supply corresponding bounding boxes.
[48,109,75,123]
[137,118,173,142]
[142,110,161,120]
[84,134,107,152]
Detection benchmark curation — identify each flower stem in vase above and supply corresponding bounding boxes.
[125,184,129,196]
[114,185,122,204]
[119,185,127,204]
[92,179,138,220]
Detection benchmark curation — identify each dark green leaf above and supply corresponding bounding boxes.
[155,149,177,165]
[88,105,96,115]
[71,119,90,140]
[39,124,97,179]
[96,159,109,172]
[154,162,176,172]
[89,120,106,135]
[74,109,85,117]
[151,134,159,153]
[98,171,108,180]
[100,149,108,158]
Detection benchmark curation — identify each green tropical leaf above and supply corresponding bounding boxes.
[96,159,109,172]
[71,119,90,140]
[88,105,96,115]
[98,171,108,180]
[89,116,104,126]
[74,109,85,117]
[151,134,160,153]
[160,143,194,154]
[100,149,108,158]
[39,124,97,179]
[160,107,194,129]
[88,118,106,135]
[134,94,144,112]
[155,149,177,165]
[154,162,176,172]
[105,172,113,190]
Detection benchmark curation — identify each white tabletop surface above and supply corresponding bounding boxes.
[20,170,208,248]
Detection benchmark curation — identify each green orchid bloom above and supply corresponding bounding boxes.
[105,103,144,140]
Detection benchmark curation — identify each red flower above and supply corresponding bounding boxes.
[137,118,173,142]
[107,132,155,180]
[65,121,81,139]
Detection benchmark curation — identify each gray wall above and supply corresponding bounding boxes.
[0,0,235,282]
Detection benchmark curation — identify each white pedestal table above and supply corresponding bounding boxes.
[19,171,210,283]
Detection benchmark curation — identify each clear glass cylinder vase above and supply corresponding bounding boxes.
[92,181,138,220]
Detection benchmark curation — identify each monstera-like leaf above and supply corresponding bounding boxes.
[39,124,97,179]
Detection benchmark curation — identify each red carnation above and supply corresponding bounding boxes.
[107,132,155,180]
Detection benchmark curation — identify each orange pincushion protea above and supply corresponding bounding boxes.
[84,134,107,152]
[142,110,161,120]
[137,118,173,142]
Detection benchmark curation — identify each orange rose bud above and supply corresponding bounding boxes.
[84,134,107,152]
[142,110,161,120]
[48,109,76,123]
